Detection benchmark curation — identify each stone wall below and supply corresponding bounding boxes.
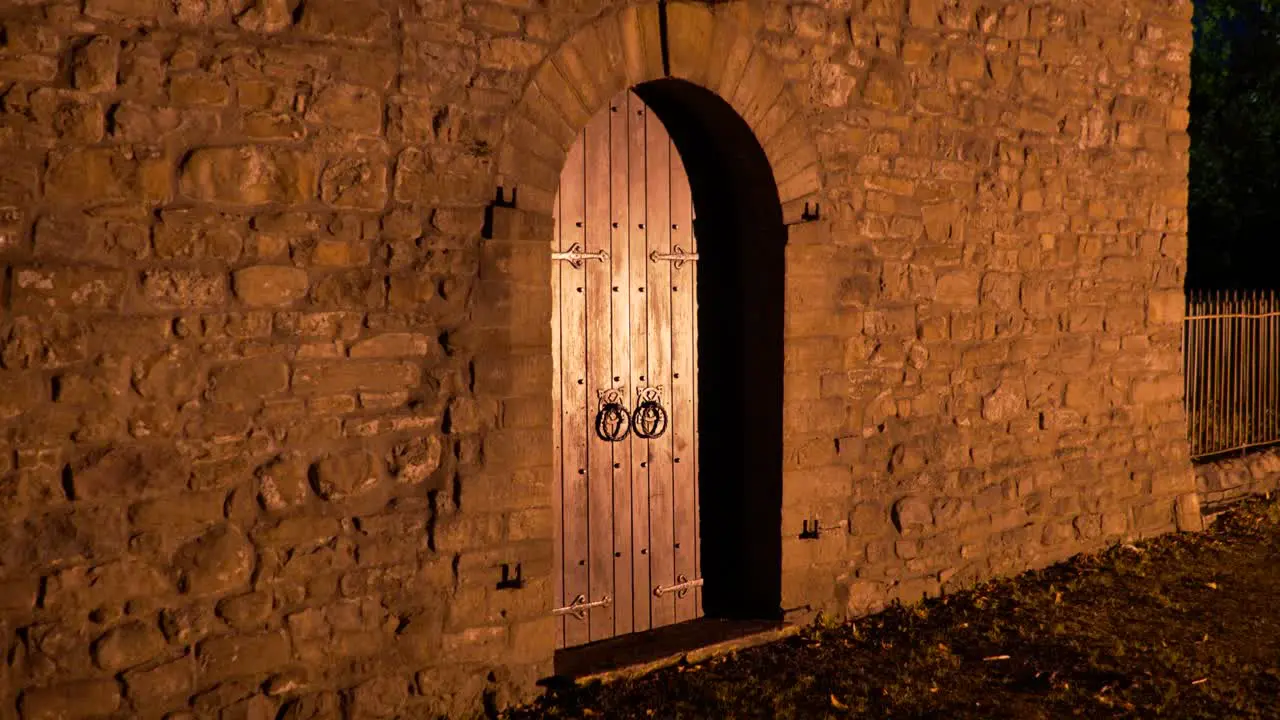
[1196,447,1280,511]
[0,0,1194,717]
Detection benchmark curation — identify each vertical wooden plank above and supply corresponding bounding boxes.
[691,202,703,619]
[668,142,699,624]
[608,90,635,638]
[559,136,591,649]
[626,91,652,633]
[644,102,677,629]
[584,104,615,642]
[551,189,565,649]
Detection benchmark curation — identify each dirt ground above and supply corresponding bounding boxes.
[506,495,1280,719]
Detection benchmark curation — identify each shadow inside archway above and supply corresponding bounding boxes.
[634,78,787,623]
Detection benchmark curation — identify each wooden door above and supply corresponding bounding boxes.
[551,90,701,649]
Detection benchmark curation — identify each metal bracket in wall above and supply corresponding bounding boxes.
[649,245,699,269]
[553,593,613,621]
[552,242,609,269]
[653,574,703,599]
[496,563,524,590]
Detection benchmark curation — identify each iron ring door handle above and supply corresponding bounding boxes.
[595,401,631,442]
[632,399,668,439]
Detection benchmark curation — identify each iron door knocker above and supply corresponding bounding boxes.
[632,386,668,440]
[595,388,631,442]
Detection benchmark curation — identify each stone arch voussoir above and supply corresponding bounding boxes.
[496,1,824,221]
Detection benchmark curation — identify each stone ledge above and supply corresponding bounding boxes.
[1195,445,1280,512]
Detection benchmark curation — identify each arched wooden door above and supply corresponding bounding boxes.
[551,89,701,649]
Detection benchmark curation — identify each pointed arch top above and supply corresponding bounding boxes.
[496,1,824,221]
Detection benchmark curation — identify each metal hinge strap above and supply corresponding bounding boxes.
[653,574,703,598]
[552,593,612,621]
[552,242,609,269]
[649,245,699,269]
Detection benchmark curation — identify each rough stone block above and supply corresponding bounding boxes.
[20,679,122,720]
[217,591,275,631]
[93,619,167,672]
[349,333,435,359]
[305,84,383,134]
[196,631,292,680]
[71,445,188,500]
[45,148,141,205]
[175,524,254,596]
[72,36,119,92]
[349,675,410,718]
[1175,492,1203,532]
[292,360,420,395]
[320,157,389,209]
[233,266,310,307]
[296,0,391,43]
[311,450,383,500]
[179,147,317,206]
[207,357,290,405]
[140,269,228,308]
[123,654,194,708]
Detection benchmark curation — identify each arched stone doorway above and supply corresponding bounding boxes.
[548,79,788,651]
[482,0,827,667]
[549,87,704,650]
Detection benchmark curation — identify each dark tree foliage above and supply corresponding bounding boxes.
[1189,0,1280,289]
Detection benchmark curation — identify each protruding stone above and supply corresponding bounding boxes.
[891,495,932,534]
[349,675,410,717]
[982,382,1026,423]
[93,619,167,672]
[140,269,228,309]
[19,679,122,720]
[72,445,189,500]
[45,148,140,205]
[311,451,382,500]
[179,147,317,206]
[175,525,254,596]
[0,372,45,421]
[196,631,292,679]
[390,435,443,485]
[216,591,274,631]
[233,266,309,307]
[933,269,980,306]
[296,0,391,43]
[234,0,292,31]
[72,36,119,92]
[123,655,194,709]
[256,454,312,510]
[207,357,290,405]
[305,84,383,134]
[319,157,389,210]
[349,333,434,359]
[1175,492,1204,532]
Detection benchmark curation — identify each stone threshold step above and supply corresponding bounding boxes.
[550,618,801,686]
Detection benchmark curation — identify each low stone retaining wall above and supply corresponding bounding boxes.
[1195,447,1280,511]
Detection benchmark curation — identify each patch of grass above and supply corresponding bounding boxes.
[506,496,1280,719]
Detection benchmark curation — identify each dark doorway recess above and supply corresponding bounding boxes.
[633,78,786,624]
